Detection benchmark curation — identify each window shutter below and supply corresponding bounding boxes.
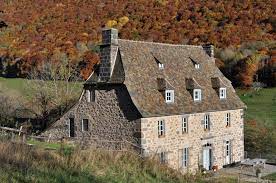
[230,139,234,163]
[223,140,226,165]
[209,115,212,129]
[187,147,189,168]
[199,148,203,166]
[201,119,205,125]
[178,149,183,169]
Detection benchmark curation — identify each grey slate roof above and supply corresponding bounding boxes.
[86,39,246,117]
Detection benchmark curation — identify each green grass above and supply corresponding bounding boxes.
[0,140,244,183]
[27,139,74,150]
[237,88,276,125]
[263,172,276,181]
[0,77,83,101]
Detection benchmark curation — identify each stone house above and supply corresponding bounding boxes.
[43,28,246,173]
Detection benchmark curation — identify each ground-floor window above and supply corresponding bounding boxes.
[82,119,89,131]
[69,118,75,137]
[159,152,168,164]
[182,147,189,168]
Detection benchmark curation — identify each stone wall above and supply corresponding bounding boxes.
[42,84,142,149]
[140,109,244,173]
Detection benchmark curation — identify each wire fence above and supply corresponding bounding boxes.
[0,125,148,157]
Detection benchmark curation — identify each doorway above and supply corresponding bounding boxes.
[202,143,212,170]
[225,140,231,165]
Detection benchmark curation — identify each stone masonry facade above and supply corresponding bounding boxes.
[140,109,244,173]
[43,84,141,149]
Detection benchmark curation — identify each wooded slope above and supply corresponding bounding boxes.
[0,0,275,80]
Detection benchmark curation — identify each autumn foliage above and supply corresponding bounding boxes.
[0,0,275,81]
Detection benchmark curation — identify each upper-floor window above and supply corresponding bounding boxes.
[86,90,95,102]
[158,120,165,137]
[159,151,168,164]
[182,117,188,133]
[82,119,89,131]
[182,147,189,168]
[219,88,227,99]
[193,89,202,101]
[165,90,174,103]
[158,63,164,69]
[204,114,210,130]
[195,64,200,69]
[225,113,230,127]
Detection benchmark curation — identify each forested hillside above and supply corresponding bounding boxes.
[0,0,275,85]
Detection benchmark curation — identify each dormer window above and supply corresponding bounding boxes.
[158,63,164,69]
[219,88,226,99]
[193,89,202,101]
[86,90,95,102]
[189,57,200,70]
[165,90,174,103]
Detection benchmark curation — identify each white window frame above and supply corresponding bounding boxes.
[182,147,189,168]
[219,88,227,99]
[182,117,188,133]
[158,120,165,137]
[193,89,202,101]
[158,63,164,69]
[86,90,91,102]
[165,90,174,103]
[204,115,210,130]
[159,151,167,164]
[225,113,230,127]
[82,119,89,131]
[195,64,200,69]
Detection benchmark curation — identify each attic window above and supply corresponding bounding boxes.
[158,63,164,69]
[219,88,227,99]
[165,90,174,103]
[152,53,164,70]
[193,89,202,101]
[189,57,200,70]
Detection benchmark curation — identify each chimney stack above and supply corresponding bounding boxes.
[202,44,214,58]
[99,28,118,81]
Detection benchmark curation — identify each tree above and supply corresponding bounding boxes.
[27,58,81,129]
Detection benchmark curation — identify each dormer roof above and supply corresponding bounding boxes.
[86,39,246,117]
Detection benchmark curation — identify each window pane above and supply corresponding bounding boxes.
[82,119,89,131]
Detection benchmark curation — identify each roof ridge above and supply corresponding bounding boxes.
[117,39,203,48]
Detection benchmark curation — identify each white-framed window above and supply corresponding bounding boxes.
[165,90,174,103]
[86,90,91,102]
[204,114,210,130]
[182,147,189,168]
[158,63,164,69]
[219,88,227,99]
[82,119,89,131]
[193,89,202,101]
[159,151,167,164]
[87,90,95,102]
[195,64,200,69]
[182,117,188,133]
[158,120,165,137]
[225,113,230,127]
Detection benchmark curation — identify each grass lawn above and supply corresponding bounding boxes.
[237,88,276,125]
[263,172,276,181]
[0,77,83,101]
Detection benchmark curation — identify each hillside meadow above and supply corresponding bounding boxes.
[0,139,244,183]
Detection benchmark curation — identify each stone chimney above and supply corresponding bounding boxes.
[202,44,214,57]
[99,28,118,81]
